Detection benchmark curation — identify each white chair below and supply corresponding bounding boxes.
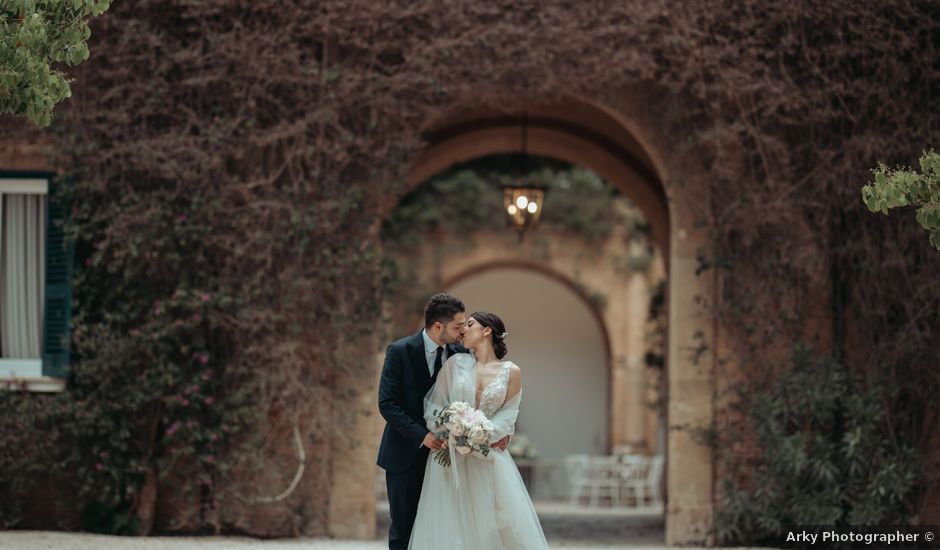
[620,455,665,507]
[567,455,623,507]
[565,454,591,506]
[619,454,649,506]
[586,455,624,507]
[645,456,664,505]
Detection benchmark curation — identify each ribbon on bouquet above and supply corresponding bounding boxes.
[448,433,460,490]
[445,433,498,491]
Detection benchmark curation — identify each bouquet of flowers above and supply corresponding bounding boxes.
[431,401,496,467]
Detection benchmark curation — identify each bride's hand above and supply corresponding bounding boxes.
[490,435,510,451]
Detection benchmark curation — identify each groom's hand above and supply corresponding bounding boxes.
[491,435,510,451]
[422,433,444,450]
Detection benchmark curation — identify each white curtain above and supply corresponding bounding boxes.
[0,193,46,359]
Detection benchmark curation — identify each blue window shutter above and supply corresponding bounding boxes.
[42,178,74,378]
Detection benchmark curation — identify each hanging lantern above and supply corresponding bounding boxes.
[501,180,547,241]
[501,112,547,242]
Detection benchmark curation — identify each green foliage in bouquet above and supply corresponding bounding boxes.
[433,447,451,468]
[0,0,111,127]
[431,407,453,467]
[862,150,940,250]
[715,347,923,545]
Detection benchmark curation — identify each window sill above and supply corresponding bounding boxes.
[1,376,65,392]
[0,360,65,392]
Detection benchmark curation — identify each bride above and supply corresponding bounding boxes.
[409,311,549,550]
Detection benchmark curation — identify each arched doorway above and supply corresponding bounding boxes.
[446,266,611,491]
[396,97,716,545]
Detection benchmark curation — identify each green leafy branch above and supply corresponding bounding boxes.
[861,150,940,250]
[0,0,111,128]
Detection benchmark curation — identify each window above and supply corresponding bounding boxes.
[0,173,71,391]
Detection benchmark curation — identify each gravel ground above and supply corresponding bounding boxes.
[0,531,674,550]
[0,502,751,549]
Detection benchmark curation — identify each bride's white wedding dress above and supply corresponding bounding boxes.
[408,353,549,550]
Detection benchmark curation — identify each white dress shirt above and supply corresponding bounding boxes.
[421,329,448,377]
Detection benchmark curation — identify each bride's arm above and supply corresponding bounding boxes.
[489,364,522,444]
[505,364,521,402]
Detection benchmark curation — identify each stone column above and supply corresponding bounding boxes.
[623,270,650,451]
[328,347,381,538]
[666,222,716,545]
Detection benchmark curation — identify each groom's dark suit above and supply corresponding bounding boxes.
[377,330,465,550]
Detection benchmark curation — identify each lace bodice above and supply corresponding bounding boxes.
[477,362,511,417]
[426,354,521,450]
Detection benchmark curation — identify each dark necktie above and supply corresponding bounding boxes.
[433,346,444,377]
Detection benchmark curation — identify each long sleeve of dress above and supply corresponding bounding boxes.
[424,355,457,434]
[488,391,521,444]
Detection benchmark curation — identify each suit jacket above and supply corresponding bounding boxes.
[376,330,467,474]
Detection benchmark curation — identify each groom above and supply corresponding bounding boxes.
[377,293,466,549]
[377,294,467,550]
[377,293,508,549]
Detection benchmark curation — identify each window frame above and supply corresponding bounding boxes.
[0,171,65,392]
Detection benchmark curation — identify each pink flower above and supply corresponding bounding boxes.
[200,294,210,302]
[204,396,214,406]
[199,354,209,365]
[205,455,215,464]
[95,463,103,471]
[182,399,190,406]
[99,451,108,459]
[192,313,202,322]
[201,371,211,381]
[178,215,188,222]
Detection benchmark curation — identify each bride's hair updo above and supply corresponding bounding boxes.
[470,311,508,359]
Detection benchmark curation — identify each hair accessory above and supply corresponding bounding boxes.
[499,332,509,339]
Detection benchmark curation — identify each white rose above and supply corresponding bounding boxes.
[456,445,472,455]
[451,424,465,437]
[468,426,486,444]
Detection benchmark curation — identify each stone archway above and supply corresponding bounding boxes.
[396,96,716,545]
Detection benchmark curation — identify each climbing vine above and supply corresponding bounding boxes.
[0,0,936,540]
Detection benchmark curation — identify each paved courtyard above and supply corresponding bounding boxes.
[0,534,672,550]
[0,501,685,550]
